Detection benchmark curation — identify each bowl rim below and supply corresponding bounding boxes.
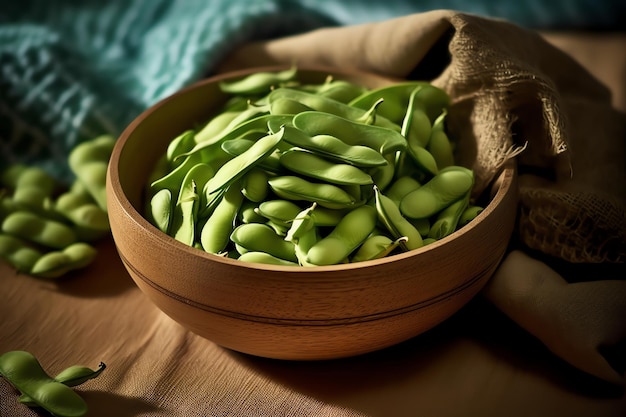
[107,65,517,274]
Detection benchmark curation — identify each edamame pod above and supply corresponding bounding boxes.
[427,109,455,169]
[30,242,98,279]
[400,166,474,219]
[293,111,406,155]
[219,66,298,95]
[8,166,57,213]
[255,199,302,226]
[200,185,243,254]
[230,223,297,262]
[386,176,422,205]
[170,163,214,246]
[317,79,367,103]
[407,143,439,177]
[285,202,317,242]
[401,86,432,148]
[55,189,110,241]
[182,114,291,153]
[270,124,387,168]
[204,127,284,195]
[237,251,299,266]
[68,135,115,211]
[149,188,173,234]
[0,350,88,417]
[241,168,270,203]
[166,130,196,166]
[374,186,423,251]
[294,226,319,266]
[0,233,43,272]
[428,192,470,240]
[459,205,484,227]
[2,211,77,249]
[279,149,373,186]
[268,87,400,131]
[194,110,241,144]
[20,362,106,406]
[351,234,394,262]
[350,82,450,124]
[306,205,377,266]
[269,97,313,115]
[268,176,356,209]
[239,200,266,224]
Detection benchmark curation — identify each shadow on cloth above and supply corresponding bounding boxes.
[226,297,623,416]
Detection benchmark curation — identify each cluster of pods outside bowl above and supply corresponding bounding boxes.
[105,66,518,360]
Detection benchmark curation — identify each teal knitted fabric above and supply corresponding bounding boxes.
[1,0,624,183]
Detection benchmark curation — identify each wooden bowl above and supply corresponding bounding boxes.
[106,66,518,360]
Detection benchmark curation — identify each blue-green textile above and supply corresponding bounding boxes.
[1,0,624,183]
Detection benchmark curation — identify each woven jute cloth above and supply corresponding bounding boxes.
[218,10,626,384]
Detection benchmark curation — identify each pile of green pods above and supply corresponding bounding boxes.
[146,67,484,266]
[0,135,114,278]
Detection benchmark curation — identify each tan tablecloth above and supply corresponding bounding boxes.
[2,25,625,417]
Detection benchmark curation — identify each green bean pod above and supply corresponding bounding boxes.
[237,251,299,266]
[194,110,242,144]
[428,191,470,240]
[0,233,43,272]
[8,166,58,213]
[149,188,174,234]
[203,127,284,195]
[0,350,88,417]
[200,185,243,254]
[427,109,455,169]
[270,124,388,168]
[400,166,474,219]
[401,86,433,148]
[285,202,317,242]
[54,188,110,241]
[241,168,270,203]
[459,205,484,227]
[171,163,214,246]
[268,87,400,131]
[351,234,394,262]
[269,96,314,115]
[255,199,302,227]
[166,130,196,167]
[183,114,292,153]
[279,149,373,186]
[374,186,423,251]
[306,205,377,266]
[19,361,106,406]
[292,111,407,155]
[349,82,450,124]
[268,175,356,209]
[407,143,439,177]
[293,226,319,266]
[219,66,298,95]
[316,79,367,103]
[385,176,422,205]
[68,135,115,212]
[230,223,297,262]
[2,211,77,249]
[30,242,98,279]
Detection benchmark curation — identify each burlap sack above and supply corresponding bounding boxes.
[217,10,626,383]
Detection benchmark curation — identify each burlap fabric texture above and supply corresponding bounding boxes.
[217,10,626,384]
[218,9,626,265]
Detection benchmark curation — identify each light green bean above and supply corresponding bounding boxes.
[2,211,77,249]
[268,176,357,209]
[30,242,98,279]
[306,205,377,266]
